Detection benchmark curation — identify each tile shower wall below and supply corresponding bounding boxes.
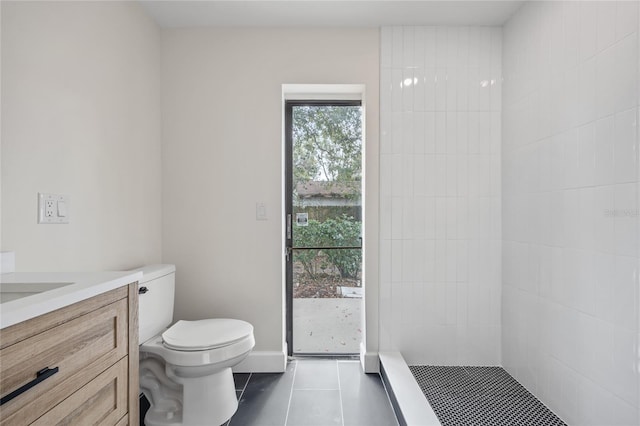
[379,27,502,365]
[502,2,639,425]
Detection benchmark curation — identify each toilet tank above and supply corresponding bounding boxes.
[134,264,176,344]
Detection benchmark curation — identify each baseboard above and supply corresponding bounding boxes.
[232,350,287,373]
[360,344,380,373]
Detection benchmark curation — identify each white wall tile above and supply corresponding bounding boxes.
[503,3,640,425]
[402,196,414,239]
[402,69,414,112]
[612,326,637,405]
[380,195,392,241]
[435,111,446,153]
[392,26,404,69]
[381,27,393,68]
[611,35,638,115]
[435,69,447,112]
[391,69,403,113]
[435,197,446,240]
[391,239,403,283]
[380,26,501,366]
[424,68,436,112]
[594,186,615,254]
[446,113,458,154]
[563,1,580,71]
[446,155,457,196]
[402,26,414,69]
[597,1,617,53]
[446,69,458,112]
[434,154,446,197]
[579,2,598,62]
[595,115,615,186]
[616,0,639,42]
[414,69,426,112]
[424,112,435,153]
[413,27,426,69]
[613,183,638,257]
[577,57,597,125]
[614,108,638,184]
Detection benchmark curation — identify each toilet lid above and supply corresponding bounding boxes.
[162,319,253,351]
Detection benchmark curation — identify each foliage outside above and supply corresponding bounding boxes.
[294,215,362,281]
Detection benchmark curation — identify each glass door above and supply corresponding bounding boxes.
[285,100,363,355]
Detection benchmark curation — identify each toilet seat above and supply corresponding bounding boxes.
[140,320,255,368]
[162,319,253,351]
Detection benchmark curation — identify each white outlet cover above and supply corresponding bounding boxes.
[38,193,69,224]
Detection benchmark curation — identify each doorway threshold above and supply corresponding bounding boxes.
[290,354,360,361]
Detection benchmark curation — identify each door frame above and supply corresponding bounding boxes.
[284,99,363,356]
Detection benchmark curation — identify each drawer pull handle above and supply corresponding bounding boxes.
[0,366,59,406]
[139,286,149,294]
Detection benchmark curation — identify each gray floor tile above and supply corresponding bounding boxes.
[286,389,342,426]
[233,373,251,391]
[293,359,339,390]
[228,360,398,426]
[228,362,296,426]
[338,361,399,426]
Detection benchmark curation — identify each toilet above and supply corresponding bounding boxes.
[136,264,255,426]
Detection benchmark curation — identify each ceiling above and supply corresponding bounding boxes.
[140,0,525,28]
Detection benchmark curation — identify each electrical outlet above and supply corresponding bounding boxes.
[38,193,70,224]
[45,199,55,218]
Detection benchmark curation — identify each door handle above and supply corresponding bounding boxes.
[285,246,292,262]
[286,214,292,240]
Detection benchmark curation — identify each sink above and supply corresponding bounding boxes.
[0,282,74,303]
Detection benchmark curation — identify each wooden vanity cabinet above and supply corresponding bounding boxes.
[0,283,139,425]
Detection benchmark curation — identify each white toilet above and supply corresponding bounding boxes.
[136,264,255,426]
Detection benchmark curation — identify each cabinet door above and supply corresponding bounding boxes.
[31,357,128,426]
[0,299,128,425]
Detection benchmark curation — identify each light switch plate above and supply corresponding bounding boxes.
[256,202,267,220]
[38,193,69,224]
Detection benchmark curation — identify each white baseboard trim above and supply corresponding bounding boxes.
[360,344,380,373]
[232,350,287,373]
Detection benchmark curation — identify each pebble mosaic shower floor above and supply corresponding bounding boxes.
[409,366,566,426]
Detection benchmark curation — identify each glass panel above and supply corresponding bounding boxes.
[290,103,362,354]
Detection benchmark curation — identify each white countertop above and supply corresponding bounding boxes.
[0,270,142,329]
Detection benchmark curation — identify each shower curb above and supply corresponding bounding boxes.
[379,352,441,426]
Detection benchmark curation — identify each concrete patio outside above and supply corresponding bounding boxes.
[292,298,362,354]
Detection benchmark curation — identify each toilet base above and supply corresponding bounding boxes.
[177,367,238,426]
[141,358,239,426]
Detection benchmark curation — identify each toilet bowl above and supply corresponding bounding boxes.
[135,265,255,426]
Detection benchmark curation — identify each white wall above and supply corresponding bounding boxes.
[502,2,639,424]
[161,28,379,358]
[1,1,162,271]
[379,26,502,365]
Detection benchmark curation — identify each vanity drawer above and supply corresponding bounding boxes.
[0,299,128,425]
[31,357,128,426]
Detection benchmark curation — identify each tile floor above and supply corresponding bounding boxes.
[225,359,399,426]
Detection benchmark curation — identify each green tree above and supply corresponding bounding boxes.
[292,105,362,190]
